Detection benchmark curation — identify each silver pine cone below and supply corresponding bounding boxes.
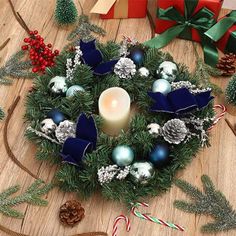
[162,119,188,144]
[55,120,76,143]
[114,58,136,79]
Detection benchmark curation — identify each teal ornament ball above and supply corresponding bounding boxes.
[152,79,171,95]
[66,85,85,97]
[130,161,155,184]
[112,145,134,167]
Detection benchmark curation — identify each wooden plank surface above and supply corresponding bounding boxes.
[0,0,236,236]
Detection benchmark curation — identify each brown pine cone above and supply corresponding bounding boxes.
[59,200,85,227]
[216,53,236,76]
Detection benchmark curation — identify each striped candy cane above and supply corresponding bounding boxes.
[131,202,185,232]
[112,214,131,236]
[208,104,227,131]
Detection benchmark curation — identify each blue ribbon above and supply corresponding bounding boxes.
[60,113,98,166]
[80,40,118,76]
[148,88,213,114]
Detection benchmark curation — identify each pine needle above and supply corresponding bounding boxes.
[0,50,34,85]
[0,108,4,120]
[174,175,236,233]
[0,180,53,218]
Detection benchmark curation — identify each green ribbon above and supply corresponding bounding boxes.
[144,0,219,66]
[205,11,236,42]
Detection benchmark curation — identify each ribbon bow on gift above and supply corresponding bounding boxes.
[148,88,214,114]
[60,113,98,166]
[144,0,219,66]
[80,40,118,75]
[205,10,236,53]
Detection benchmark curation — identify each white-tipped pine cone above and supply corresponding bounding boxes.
[55,120,76,143]
[114,58,136,79]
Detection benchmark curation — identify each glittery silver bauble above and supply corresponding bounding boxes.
[48,76,68,94]
[114,58,136,79]
[112,145,134,167]
[138,67,150,77]
[152,79,171,95]
[40,118,57,134]
[55,120,76,143]
[130,162,155,184]
[66,85,85,97]
[147,123,161,137]
[157,61,178,82]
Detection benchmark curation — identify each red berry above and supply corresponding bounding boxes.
[24,38,29,43]
[41,65,46,70]
[54,50,59,55]
[21,45,28,50]
[34,30,38,35]
[30,56,35,60]
[32,67,38,73]
[32,61,37,65]
[47,43,52,48]
[36,35,41,40]
[29,31,34,35]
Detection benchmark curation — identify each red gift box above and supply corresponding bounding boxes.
[91,0,148,19]
[155,0,224,43]
[216,22,236,53]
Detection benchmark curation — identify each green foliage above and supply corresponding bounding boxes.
[68,15,106,42]
[0,51,33,85]
[25,38,214,205]
[226,74,236,106]
[0,107,4,120]
[174,175,236,233]
[55,0,78,25]
[0,180,53,218]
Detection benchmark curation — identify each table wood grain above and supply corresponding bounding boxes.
[0,0,236,236]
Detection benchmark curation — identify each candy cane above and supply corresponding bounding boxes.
[131,202,185,232]
[208,104,227,131]
[112,215,131,236]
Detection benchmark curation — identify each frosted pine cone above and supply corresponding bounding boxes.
[162,119,188,144]
[114,58,136,79]
[55,120,76,143]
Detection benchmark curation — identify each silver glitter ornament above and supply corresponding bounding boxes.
[114,58,136,79]
[130,162,155,184]
[147,123,161,137]
[40,118,57,135]
[48,76,68,94]
[138,67,150,77]
[157,61,178,82]
[55,120,76,143]
[162,119,188,144]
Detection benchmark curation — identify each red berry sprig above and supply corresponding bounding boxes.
[21,30,59,73]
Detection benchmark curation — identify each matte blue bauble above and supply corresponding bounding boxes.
[129,48,145,66]
[47,109,65,125]
[149,144,170,168]
[152,79,171,95]
[112,145,134,167]
[66,85,85,97]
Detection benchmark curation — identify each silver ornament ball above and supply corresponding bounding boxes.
[152,79,171,95]
[48,76,68,94]
[66,85,85,97]
[157,61,178,82]
[138,67,150,77]
[130,161,155,184]
[40,118,57,134]
[112,145,134,167]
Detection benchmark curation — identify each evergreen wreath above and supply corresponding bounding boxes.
[25,35,215,206]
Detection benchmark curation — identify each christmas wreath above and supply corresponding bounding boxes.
[25,36,215,205]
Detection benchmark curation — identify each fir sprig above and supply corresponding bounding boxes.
[67,15,106,42]
[0,180,53,218]
[174,175,236,233]
[0,50,34,84]
[193,44,222,95]
[226,74,236,106]
[0,107,4,120]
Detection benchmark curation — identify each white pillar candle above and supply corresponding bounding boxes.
[98,87,131,136]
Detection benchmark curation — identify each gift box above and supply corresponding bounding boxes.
[154,0,224,43]
[90,0,148,19]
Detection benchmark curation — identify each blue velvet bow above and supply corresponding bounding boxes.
[148,88,214,114]
[80,40,118,76]
[60,113,97,166]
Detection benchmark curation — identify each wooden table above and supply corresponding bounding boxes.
[0,1,235,235]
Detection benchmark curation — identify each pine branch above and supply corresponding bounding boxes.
[192,44,222,95]
[0,50,34,85]
[0,180,53,218]
[0,107,4,120]
[67,14,106,42]
[174,175,236,233]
